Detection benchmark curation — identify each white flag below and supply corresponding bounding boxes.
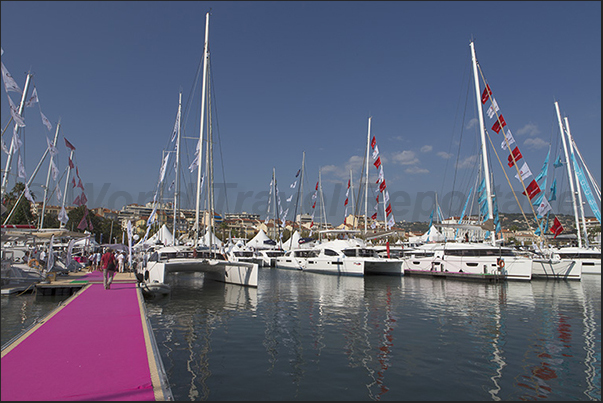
[170,108,181,142]
[46,136,58,156]
[51,159,59,181]
[514,161,532,182]
[486,98,499,119]
[158,153,170,183]
[58,206,69,224]
[25,87,39,107]
[188,154,199,172]
[372,145,379,160]
[7,94,26,127]
[377,165,384,183]
[11,127,23,152]
[387,215,395,229]
[17,155,27,178]
[501,129,515,150]
[536,197,552,218]
[24,183,35,203]
[1,138,9,154]
[384,190,390,205]
[40,111,52,131]
[1,62,22,93]
[55,183,62,203]
[290,180,297,189]
[286,195,293,203]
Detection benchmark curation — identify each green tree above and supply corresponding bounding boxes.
[2,182,37,225]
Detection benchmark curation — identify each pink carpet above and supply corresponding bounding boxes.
[1,283,157,401]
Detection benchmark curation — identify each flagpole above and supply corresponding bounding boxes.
[555,101,581,247]
[194,11,210,246]
[1,73,32,198]
[40,120,61,229]
[60,148,75,228]
[470,41,495,245]
[173,91,182,245]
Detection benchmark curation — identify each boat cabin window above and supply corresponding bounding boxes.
[444,248,515,257]
[149,251,159,261]
[558,252,601,259]
[323,249,339,257]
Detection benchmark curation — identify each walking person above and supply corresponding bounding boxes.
[117,252,125,273]
[95,251,102,272]
[101,248,118,290]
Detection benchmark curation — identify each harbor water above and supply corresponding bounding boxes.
[2,269,601,401]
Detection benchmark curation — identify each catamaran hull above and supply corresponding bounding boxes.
[144,258,258,287]
[303,258,403,276]
[581,260,601,275]
[402,256,532,281]
[531,259,582,280]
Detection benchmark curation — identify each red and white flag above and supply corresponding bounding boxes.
[550,216,563,238]
[64,137,76,151]
[508,146,522,167]
[514,162,532,182]
[481,84,492,104]
[491,115,506,134]
[522,179,541,200]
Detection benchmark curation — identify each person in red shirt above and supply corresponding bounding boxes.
[100,248,117,290]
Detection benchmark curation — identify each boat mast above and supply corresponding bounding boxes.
[470,41,495,245]
[564,116,589,246]
[554,101,582,247]
[194,11,210,246]
[173,91,182,245]
[1,73,33,198]
[40,120,61,229]
[364,117,371,235]
[60,147,75,228]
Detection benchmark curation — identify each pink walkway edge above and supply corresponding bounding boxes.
[1,282,157,401]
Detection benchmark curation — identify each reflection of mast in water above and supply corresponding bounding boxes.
[581,284,598,400]
[487,284,508,401]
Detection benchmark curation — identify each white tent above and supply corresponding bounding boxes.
[420,225,446,243]
[134,224,174,250]
[245,229,275,249]
[283,230,302,250]
[198,229,223,247]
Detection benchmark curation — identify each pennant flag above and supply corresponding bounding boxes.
[1,62,22,93]
[344,198,348,206]
[491,115,506,134]
[508,146,523,167]
[315,181,319,191]
[58,206,69,224]
[23,183,35,203]
[64,137,76,151]
[1,138,9,155]
[550,216,563,238]
[295,169,301,178]
[77,178,85,190]
[71,177,76,188]
[312,201,316,209]
[55,184,62,203]
[501,129,515,150]
[50,159,59,181]
[290,180,297,189]
[481,84,492,104]
[371,212,377,220]
[286,195,293,203]
[536,197,552,218]
[553,155,563,168]
[7,95,26,127]
[548,178,557,201]
[373,156,381,169]
[385,204,392,216]
[384,190,390,205]
[170,108,181,142]
[11,128,23,152]
[379,180,386,193]
[73,195,81,206]
[46,136,58,156]
[371,136,376,149]
[522,179,541,200]
[68,157,75,169]
[77,214,88,230]
[158,153,170,183]
[25,87,39,107]
[188,154,199,172]
[514,161,533,181]
[372,145,379,160]
[17,155,26,178]
[80,192,88,205]
[387,215,395,229]
[40,111,52,131]
[486,98,499,119]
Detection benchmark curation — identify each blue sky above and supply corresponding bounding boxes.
[1,1,601,225]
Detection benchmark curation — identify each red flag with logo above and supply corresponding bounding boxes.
[491,115,506,134]
[385,204,392,216]
[522,179,541,200]
[379,180,386,193]
[371,212,377,220]
[371,136,376,149]
[481,84,492,104]
[64,137,76,151]
[374,156,381,169]
[550,216,563,238]
[508,146,523,167]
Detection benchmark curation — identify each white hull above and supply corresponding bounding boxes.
[531,258,582,280]
[304,257,403,276]
[143,258,258,287]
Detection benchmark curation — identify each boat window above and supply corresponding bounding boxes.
[358,248,377,258]
[558,253,601,259]
[324,249,338,256]
[342,249,356,257]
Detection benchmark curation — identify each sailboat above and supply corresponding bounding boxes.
[140,12,258,289]
[550,102,601,275]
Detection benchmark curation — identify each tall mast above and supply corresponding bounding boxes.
[554,101,581,247]
[364,117,371,235]
[60,148,75,228]
[470,41,495,245]
[564,116,589,246]
[194,11,210,245]
[173,91,182,245]
[40,121,61,229]
[1,73,33,198]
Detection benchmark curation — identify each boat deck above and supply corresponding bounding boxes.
[1,271,172,401]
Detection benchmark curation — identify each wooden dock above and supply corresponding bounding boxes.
[1,271,173,401]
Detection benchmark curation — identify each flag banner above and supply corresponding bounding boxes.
[286,195,293,203]
[17,155,26,178]
[88,218,93,231]
[376,194,379,203]
[344,198,348,206]
[80,192,88,205]
[71,177,76,188]
[379,180,386,193]
[550,216,563,238]
[290,180,297,189]
[508,146,523,167]
[51,159,59,181]
[553,155,563,168]
[535,149,550,182]
[481,84,492,104]
[371,212,377,220]
[312,201,316,209]
[68,158,75,169]
[374,202,378,211]
[170,109,181,142]
[387,215,395,229]
[536,197,552,218]
[8,95,26,127]
[58,206,69,224]
[491,115,506,134]
[295,169,301,178]
[312,191,317,200]
[11,127,23,153]
[522,179,541,200]
[571,154,601,223]
[46,136,58,156]
[386,204,392,216]
[77,214,88,230]
[374,156,381,169]
[73,195,81,206]
[514,161,533,181]
[40,111,52,131]
[548,178,557,201]
[25,87,39,107]
[372,145,379,160]
[188,154,199,172]
[371,136,376,149]
[64,137,76,151]
[158,153,170,183]
[1,138,9,155]
[24,184,35,203]
[1,62,22,93]
[486,98,499,118]
[371,221,376,229]
[501,129,515,150]
[377,166,384,183]
[56,184,62,203]
[384,190,390,205]
[77,178,85,190]
[315,181,319,191]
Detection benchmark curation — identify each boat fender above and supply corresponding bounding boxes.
[144,270,149,281]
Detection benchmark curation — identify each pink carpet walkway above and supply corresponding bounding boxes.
[1,281,158,401]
